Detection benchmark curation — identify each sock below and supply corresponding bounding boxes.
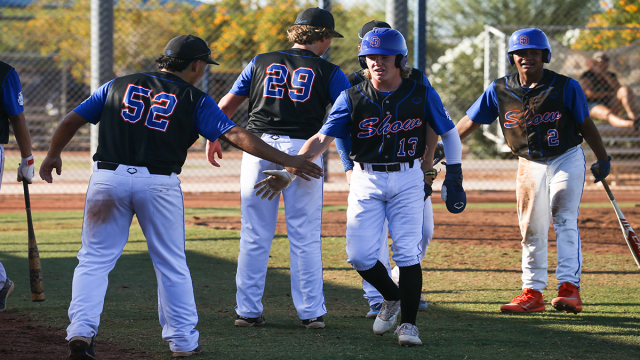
[357,261,400,301]
[399,264,422,325]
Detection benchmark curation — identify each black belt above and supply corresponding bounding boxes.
[360,161,414,172]
[97,162,172,176]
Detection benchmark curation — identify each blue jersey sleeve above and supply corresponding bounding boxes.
[73,80,114,124]
[320,91,351,138]
[424,87,455,135]
[334,136,354,172]
[195,95,237,141]
[229,57,256,96]
[3,69,24,116]
[564,79,589,124]
[327,68,351,103]
[467,81,500,125]
[419,72,431,87]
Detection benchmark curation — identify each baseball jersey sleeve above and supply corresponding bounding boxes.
[73,80,115,124]
[2,69,24,116]
[467,81,500,125]
[327,67,351,103]
[229,57,256,96]
[194,95,237,141]
[564,79,589,124]
[334,136,354,172]
[424,87,455,135]
[419,72,432,87]
[319,91,351,138]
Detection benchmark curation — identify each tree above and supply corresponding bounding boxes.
[572,0,640,50]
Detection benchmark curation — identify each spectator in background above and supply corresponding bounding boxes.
[580,51,639,128]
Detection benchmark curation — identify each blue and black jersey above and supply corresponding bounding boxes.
[0,61,25,144]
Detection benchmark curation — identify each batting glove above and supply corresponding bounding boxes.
[17,155,35,184]
[441,163,466,213]
[433,141,445,166]
[590,156,611,183]
[254,169,296,201]
[423,169,437,200]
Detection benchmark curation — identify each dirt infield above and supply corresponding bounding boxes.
[1,190,639,358]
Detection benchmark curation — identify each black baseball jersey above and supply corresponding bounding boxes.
[346,79,429,163]
[92,72,204,174]
[233,48,349,139]
[495,70,583,159]
[347,68,427,87]
[0,61,15,144]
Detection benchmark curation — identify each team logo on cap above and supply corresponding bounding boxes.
[166,50,173,55]
[295,19,308,24]
[519,35,529,45]
[370,36,380,47]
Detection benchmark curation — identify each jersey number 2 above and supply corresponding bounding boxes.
[263,64,315,102]
[121,85,178,132]
[547,129,559,146]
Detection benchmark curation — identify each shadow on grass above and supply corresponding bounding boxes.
[1,245,639,360]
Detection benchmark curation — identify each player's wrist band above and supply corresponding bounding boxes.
[423,170,437,176]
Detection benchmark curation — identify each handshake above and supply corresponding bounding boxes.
[433,141,466,214]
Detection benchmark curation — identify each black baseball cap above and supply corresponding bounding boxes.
[359,20,391,42]
[294,7,343,38]
[164,35,219,65]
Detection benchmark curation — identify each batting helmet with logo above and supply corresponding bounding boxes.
[507,28,551,66]
[358,28,408,69]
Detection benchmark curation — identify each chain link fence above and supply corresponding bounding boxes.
[1,0,638,194]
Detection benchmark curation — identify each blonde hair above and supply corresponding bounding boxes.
[363,66,412,79]
[287,24,335,44]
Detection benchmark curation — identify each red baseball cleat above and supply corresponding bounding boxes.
[551,282,582,314]
[500,288,545,313]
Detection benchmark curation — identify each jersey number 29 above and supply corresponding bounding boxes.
[263,63,316,102]
[121,84,178,132]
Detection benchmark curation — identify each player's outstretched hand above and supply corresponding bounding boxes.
[254,170,295,201]
[590,156,611,183]
[441,163,466,213]
[284,154,323,181]
[17,155,35,184]
[39,156,62,184]
[433,141,445,166]
[206,139,223,167]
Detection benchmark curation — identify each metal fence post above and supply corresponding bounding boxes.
[387,0,408,39]
[414,0,426,72]
[90,0,114,156]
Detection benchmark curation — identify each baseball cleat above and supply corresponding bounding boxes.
[0,278,14,312]
[373,299,401,335]
[418,295,428,311]
[551,282,583,314]
[234,314,266,327]
[301,316,325,329]
[395,323,422,346]
[173,345,202,357]
[68,336,96,360]
[366,302,383,319]
[500,288,545,313]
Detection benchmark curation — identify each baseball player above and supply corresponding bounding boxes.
[0,60,35,312]
[205,7,350,330]
[259,28,466,346]
[443,28,610,314]
[336,20,438,319]
[38,34,322,359]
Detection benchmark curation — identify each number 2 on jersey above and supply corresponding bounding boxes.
[263,64,315,102]
[121,84,178,132]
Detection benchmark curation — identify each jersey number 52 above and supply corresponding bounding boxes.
[263,63,316,102]
[121,84,178,132]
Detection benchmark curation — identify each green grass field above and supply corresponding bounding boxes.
[1,205,639,359]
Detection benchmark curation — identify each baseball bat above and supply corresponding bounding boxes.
[601,179,640,269]
[23,180,45,302]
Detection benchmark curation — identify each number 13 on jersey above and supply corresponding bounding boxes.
[263,63,316,102]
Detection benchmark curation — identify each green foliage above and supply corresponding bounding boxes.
[573,0,640,50]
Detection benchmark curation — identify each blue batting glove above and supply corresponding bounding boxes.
[590,156,611,183]
[442,163,466,213]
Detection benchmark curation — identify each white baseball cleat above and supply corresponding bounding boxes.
[395,323,422,346]
[373,299,401,335]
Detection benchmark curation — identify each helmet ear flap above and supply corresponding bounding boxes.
[508,53,514,66]
[395,54,408,69]
[359,56,367,69]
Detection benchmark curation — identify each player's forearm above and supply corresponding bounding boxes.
[8,113,33,158]
[579,117,609,161]
[422,127,437,169]
[456,115,482,141]
[298,133,334,162]
[46,112,88,158]
[441,127,462,165]
[220,126,295,166]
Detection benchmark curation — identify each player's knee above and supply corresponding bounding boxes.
[347,255,377,272]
